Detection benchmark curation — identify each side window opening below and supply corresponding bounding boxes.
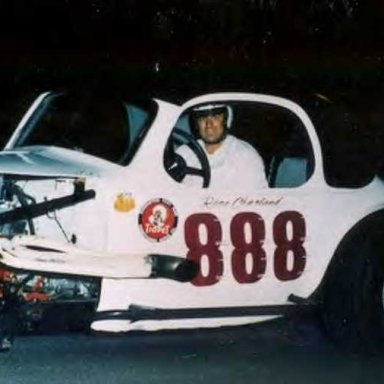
[234,103,314,188]
[165,100,314,189]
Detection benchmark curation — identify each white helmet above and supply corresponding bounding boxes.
[191,103,233,130]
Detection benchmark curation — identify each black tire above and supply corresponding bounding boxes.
[0,312,16,352]
[322,227,384,353]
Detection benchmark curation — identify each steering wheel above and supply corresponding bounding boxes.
[164,128,211,188]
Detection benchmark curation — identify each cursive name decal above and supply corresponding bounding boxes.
[203,196,283,209]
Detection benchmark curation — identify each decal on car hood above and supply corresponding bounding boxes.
[0,145,119,178]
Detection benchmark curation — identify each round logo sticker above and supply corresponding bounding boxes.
[138,198,178,242]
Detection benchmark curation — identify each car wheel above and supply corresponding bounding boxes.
[322,229,384,353]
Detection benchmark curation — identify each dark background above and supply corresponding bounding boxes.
[0,0,383,185]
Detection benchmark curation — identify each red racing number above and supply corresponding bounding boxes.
[185,211,306,286]
[273,211,306,281]
[230,213,266,284]
[184,213,224,286]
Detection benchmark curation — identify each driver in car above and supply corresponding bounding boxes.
[176,104,268,189]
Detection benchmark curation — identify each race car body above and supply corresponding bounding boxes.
[0,91,383,351]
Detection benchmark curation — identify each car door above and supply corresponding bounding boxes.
[163,93,321,307]
[95,93,324,331]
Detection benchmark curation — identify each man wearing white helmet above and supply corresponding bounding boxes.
[176,103,268,190]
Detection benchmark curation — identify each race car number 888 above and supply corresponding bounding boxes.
[184,211,306,286]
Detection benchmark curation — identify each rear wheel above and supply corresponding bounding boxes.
[322,228,384,353]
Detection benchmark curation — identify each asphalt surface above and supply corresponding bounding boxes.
[1,314,384,384]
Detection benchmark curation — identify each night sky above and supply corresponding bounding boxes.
[0,1,382,94]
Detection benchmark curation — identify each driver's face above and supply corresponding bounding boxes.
[197,113,226,145]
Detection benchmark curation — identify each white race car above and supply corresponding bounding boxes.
[0,91,383,352]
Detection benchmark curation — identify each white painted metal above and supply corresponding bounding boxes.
[0,145,119,177]
[0,235,152,278]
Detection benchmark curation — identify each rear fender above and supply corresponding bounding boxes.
[315,209,384,301]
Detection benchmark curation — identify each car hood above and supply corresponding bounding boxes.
[0,146,120,178]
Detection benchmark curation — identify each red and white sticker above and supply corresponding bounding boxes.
[138,198,178,242]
